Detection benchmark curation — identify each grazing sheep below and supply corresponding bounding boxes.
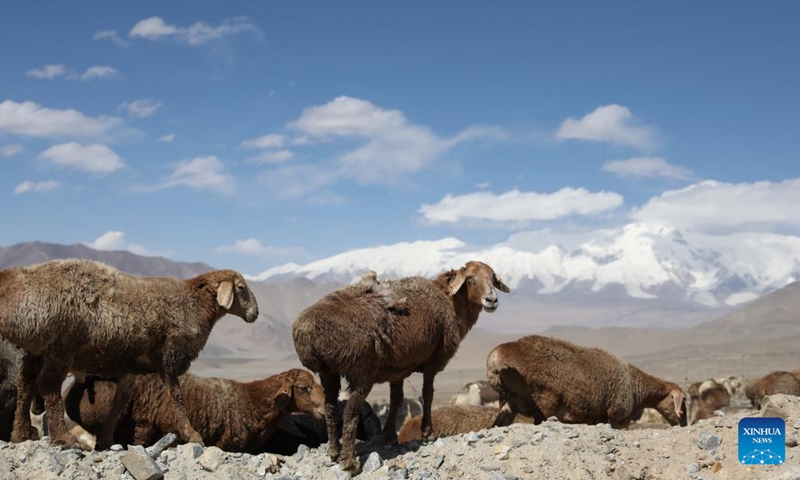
[450,380,500,407]
[0,259,259,448]
[293,261,510,472]
[398,405,535,443]
[487,335,688,429]
[749,371,800,410]
[692,386,730,424]
[64,369,323,453]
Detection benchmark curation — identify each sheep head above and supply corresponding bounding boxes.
[199,270,259,323]
[448,261,510,313]
[273,369,325,418]
[656,386,688,427]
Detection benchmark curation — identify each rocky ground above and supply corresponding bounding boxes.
[1,395,799,480]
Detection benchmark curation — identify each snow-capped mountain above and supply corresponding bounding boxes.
[252,222,800,307]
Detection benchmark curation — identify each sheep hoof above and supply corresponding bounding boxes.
[339,456,360,473]
[188,432,205,446]
[53,432,80,450]
[11,426,40,443]
[382,430,398,445]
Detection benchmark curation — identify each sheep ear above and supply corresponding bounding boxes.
[493,274,511,293]
[216,281,234,310]
[448,270,467,296]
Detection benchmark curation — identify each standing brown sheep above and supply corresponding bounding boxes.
[63,369,323,453]
[748,371,800,409]
[691,386,730,424]
[292,261,509,472]
[487,335,688,429]
[0,259,259,448]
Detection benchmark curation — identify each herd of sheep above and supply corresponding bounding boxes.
[0,258,798,475]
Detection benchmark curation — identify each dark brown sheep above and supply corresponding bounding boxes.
[0,336,23,441]
[0,259,259,448]
[487,335,688,429]
[398,405,534,443]
[691,386,730,424]
[292,261,510,472]
[749,371,800,410]
[64,369,323,453]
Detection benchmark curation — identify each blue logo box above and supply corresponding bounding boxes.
[739,417,785,465]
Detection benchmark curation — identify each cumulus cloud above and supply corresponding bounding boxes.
[120,99,162,118]
[419,188,624,225]
[87,231,150,255]
[129,17,261,45]
[81,66,119,80]
[248,150,295,164]
[26,64,66,79]
[556,104,657,150]
[215,238,306,257]
[38,142,125,174]
[141,156,235,195]
[0,100,127,139]
[632,178,800,233]
[1,144,24,158]
[93,30,129,46]
[159,133,176,143]
[602,157,694,180]
[241,133,285,149]
[13,180,59,195]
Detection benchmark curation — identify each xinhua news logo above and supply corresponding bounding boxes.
[739,417,785,465]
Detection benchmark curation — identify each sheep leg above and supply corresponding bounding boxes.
[37,354,78,448]
[319,373,341,462]
[420,369,435,442]
[95,375,134,450]
[339,381,372,473]
[11,353,43,442]
[164,374,204,445]
[381,380,403,444]
[493,401,518,427]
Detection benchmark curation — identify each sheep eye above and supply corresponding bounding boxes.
[236,284,245,291]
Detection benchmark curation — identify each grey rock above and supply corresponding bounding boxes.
[697,431,721,451]
[417,469,432,479]
[362,452,383,474]
[110,444,125,452]
[686,463,700,475]
[787,433,799,448]
[121,445,163,480]
[394,468,409,479]
[465,432,480,443]
[199,446,225,472]
[480,464,501,472]
[145,433,176,459]
[176,443,204,462]
[432,455,444,469]
[294,444,309,462]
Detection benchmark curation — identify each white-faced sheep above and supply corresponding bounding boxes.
[292,261,510,472]
[0,259,259,448]
[487,335,688,429]
[450,380,500,407]
[63,369,323,453]
[398,405,535,443]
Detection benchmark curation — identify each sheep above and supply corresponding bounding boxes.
[0,336,23,441]
[397,405,535,443]
[691,386,730,424]
[450,380,500,407]
[373,396,423,433]
[748,371,800,410]
[63,368,323,453]
[487,335,688,429]
[0,259,259,448]
[292,261,510,472]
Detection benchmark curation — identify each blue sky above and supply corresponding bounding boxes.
[1,1,799,274]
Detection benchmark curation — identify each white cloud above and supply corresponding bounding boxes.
[241,133,285,149]
[248,150,295,164]
[419,188,624,224]
[288,96,506,184]
[476,182,491,189]
[556,104,657,150]
[39,142,125,174]
[13,180,59,195]
[143,156,235,195]
[0,100,127,138]
[257,164,341,199]
[81,66,119,80]
[632,178,800,233]
[129,16,261,45]
[602,157,694,180]
[26,64,66,79]
[87,231,149,255]
[93,30,129,46]
[120,99,162,118]
[1,144,24,157]
[159,133,176,143]
[215,238,305,257]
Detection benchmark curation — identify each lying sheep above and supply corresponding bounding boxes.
[749,371,800,410]
[0,259,259,448]
[398,405,534,443]
[488,335,688,429]
[64,369,322,453]
[293,261,510,472]
[450,380,500,407]
[692,386,730,424]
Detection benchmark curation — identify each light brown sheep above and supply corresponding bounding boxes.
[398,405,534,443]
[450,380,500,407]
[0,259,259,448]
[487,335,688,429]
[292,261,509,472]
[691,386,730,424]
[749,371,800,410]
[63,369,323,453]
